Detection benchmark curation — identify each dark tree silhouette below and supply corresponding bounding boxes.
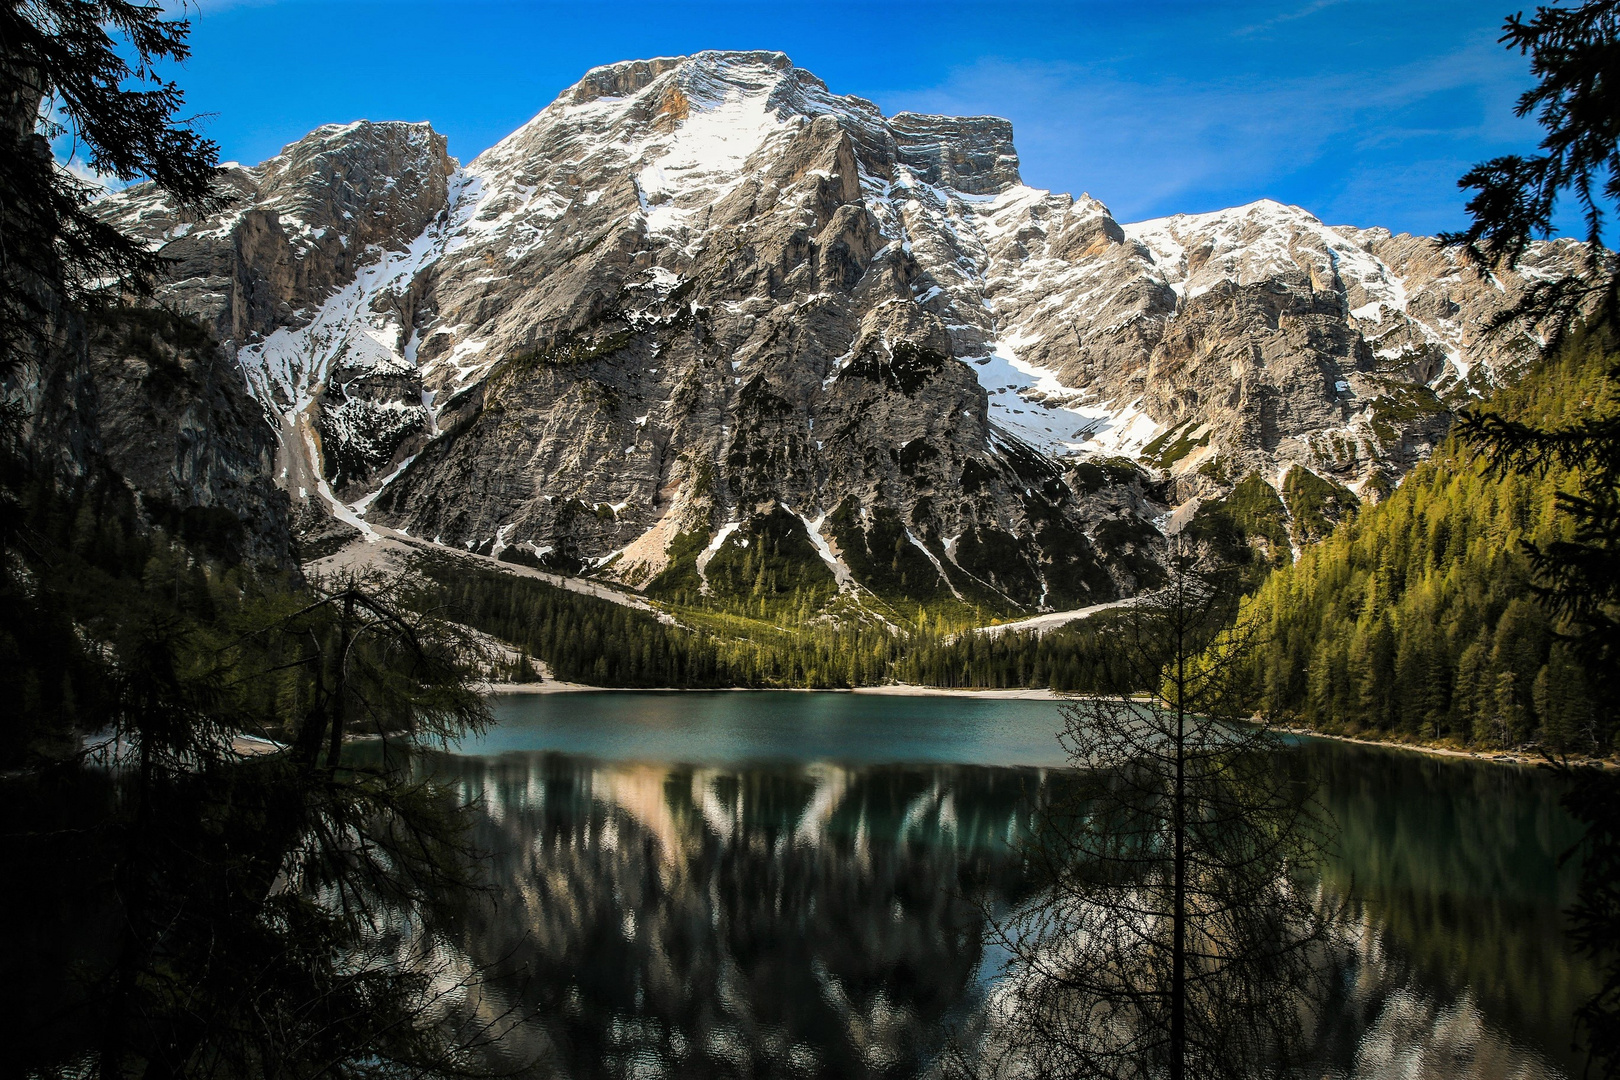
[0,0,221,379]
[1442,4,1620,1074]
[1439,0,1620,345]
[0,2,225,764]
[257,570,492,771]
[15,568,515,1079]
[966,548,1333,1080]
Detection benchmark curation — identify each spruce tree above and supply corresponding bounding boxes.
[1442,3,1620,1072]
[0,0,221,379]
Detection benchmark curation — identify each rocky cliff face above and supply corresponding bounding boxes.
[18,303,292,564]
[96,51,1589,612]
[93,120,455,558]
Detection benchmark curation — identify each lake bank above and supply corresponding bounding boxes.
[1275,726,1617,769]
[481,681,1062,700]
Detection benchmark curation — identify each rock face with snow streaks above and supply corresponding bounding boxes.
[101,120,453,356]
[96,51,1591,610]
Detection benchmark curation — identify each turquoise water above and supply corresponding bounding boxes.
[461,691,1074,766]
[431,691,1596,1080]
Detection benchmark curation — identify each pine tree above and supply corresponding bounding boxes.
[0,0,221,379]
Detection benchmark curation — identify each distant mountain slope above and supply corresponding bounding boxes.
[1232,332,1612,752]
[93,50,1590,618]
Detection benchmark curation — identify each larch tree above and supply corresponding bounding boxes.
[967,546,1333,1080]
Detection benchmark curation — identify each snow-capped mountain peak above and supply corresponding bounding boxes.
[97,52,1587,606]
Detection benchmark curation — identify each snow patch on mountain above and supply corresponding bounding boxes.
[786,509,855,592]
[905,529,964,601]
[964,339,1154,459]
[239,170,482,413]
[91,49,1592,588]
[695,521,743,593]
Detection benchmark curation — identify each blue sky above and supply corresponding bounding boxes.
[162,0,1562,236]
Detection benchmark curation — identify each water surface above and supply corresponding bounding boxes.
[463,691,1075,767]
[436,691,1596,1079]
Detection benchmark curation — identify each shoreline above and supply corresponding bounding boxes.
[1275,726,1534,765]
[481,681,1062,700]
[1275,726,1615,769]
[480,682,1615,768]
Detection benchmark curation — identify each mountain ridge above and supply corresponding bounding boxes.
[88,49,1591,619]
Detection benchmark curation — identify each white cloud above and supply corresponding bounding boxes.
[1232,0,1355,37]
[40,97,130,196]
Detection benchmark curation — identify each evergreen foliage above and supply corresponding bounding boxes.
[0,467,516,1076]
[1070,457,1151,494]
[1440,1,1620,266]
[415,554,902,689]
[0,0,221,380]
[1442,7,1620,1070]
[0,7,528,1074]
[640,528,709,603]
[0,462,494,766]
[1233,334,1611,753]
[703,505,837,617]
[826,497,950,606]
[968,552,1331,1080]
[1182,472,1292,592]
[1139,420,1211,470]
[1281,465,1358,545]
[895,616,1124,691]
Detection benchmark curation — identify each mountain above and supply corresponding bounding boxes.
[93,50,1585,617]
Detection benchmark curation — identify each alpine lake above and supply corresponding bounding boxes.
[408,689,1601,1080]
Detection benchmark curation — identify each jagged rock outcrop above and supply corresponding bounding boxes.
[94,51,1595,612]
[100,121,454,351]
[19,305,292,564]
[86,119,455,561]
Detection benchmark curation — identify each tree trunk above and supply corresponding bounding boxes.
[327,590,354,769]
[1169,580,1190,1080]
[292,632,328,769]
[100,733,156,1079]
[1171,647,1187,1080]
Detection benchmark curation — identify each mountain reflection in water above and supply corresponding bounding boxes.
[430,719,1596,1080]
[436,753,1043,1078]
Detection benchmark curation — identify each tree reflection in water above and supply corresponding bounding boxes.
[3,749,518,1079]
[1302,740,1599,1080]
[7,734,1587,1078]
[431,745,1596,1080]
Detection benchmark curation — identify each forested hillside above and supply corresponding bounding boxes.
[415,556,902,688]
[892,616,1123,691]
[1234,331,1615,754]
